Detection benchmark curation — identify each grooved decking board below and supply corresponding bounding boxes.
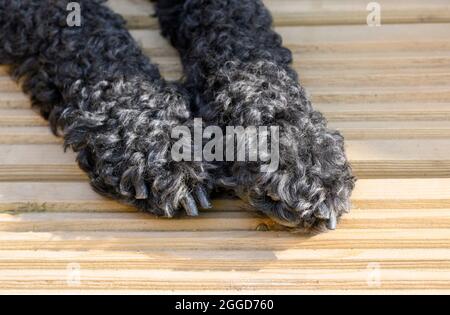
[317,104,450,122]
[1,141,450,180]
[129,24,450,57]
[0,92,29,109]
[107,0,450,29]
[5,86,448,105]
[4,71,450,90]
[0,269,448,291]
[0,127,61,144]
[1,179,450,212]
[1,248,449,270]
[329,121,450,138]
[2,98,450,122]
[0,109,47,127]
[1,230,448,251]
[0,209,449,232]
[2,99,450,123]
[2,122,450,147]
[0,212,276,232]
[105,51,450,75]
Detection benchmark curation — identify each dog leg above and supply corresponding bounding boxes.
[0,0,211,216]
[155,0,355,231]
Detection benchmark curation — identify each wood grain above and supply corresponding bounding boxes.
[107,0,450,29]
[1,179,450,212]
[1,141,450,180]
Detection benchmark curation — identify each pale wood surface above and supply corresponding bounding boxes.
[0,0,449,294]
[107,0,450,28]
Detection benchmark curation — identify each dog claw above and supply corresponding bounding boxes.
[327,210,337,230]
[216,177,238,188]
[195,186,212,209]
[134,183,148,200]
[181,194,199,216]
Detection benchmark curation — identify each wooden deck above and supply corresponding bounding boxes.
[0,0,450,294]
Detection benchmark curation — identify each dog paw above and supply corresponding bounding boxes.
[235,169,353,231]
[219,125,355,232]
[207,61,355,231]
[68,78,214,218]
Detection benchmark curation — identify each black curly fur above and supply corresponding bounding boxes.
[155,0,356,231]
[0,0,212,217]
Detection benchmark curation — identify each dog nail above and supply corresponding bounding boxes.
[327,211,337,230]
[195,186,212,209]
[181,194,199,216]
[134,182,148,200]
[217,177,237,188]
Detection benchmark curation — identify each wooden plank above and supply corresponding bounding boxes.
[2,86,449,109]
[310,86,450,103]
[302,72,450,88]
[154,53,450,75]
[0,77,18,92]
[5,289,450,294]
[0,109,47,127]
[0,66,9,75]
[107,0,157,29]
[330,121,450,139]
[4,70,450,92]
[0,93,29,109]
[1,289,450,295]
[149,54,450,85]
[0,127,61,144]
[0,268,449,290]
[264,0,450,26]
[296,54,450,70]
[1,140,450,180]
[1,99,449,123]
[352,179,450,209]
[0,181,248,212]
[0,248,449,270]
[2,122,446,147]
[0,208,448,232]
[124,51,443,77]
[3,121,450,147]
[346,140,450,178]
[106,0,450,29]
[0,212,275,232]
[0,145,75,165]
[130,24,450,56]
[0,229,448,250]
[277,24,450,47]
[318,104,450,122]
[1,179,450,212]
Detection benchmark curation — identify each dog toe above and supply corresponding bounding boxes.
[194,185,212,209]
[181,193,199,217]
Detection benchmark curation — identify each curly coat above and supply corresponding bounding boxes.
[156,0,356,230]
[0,0,211,217]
